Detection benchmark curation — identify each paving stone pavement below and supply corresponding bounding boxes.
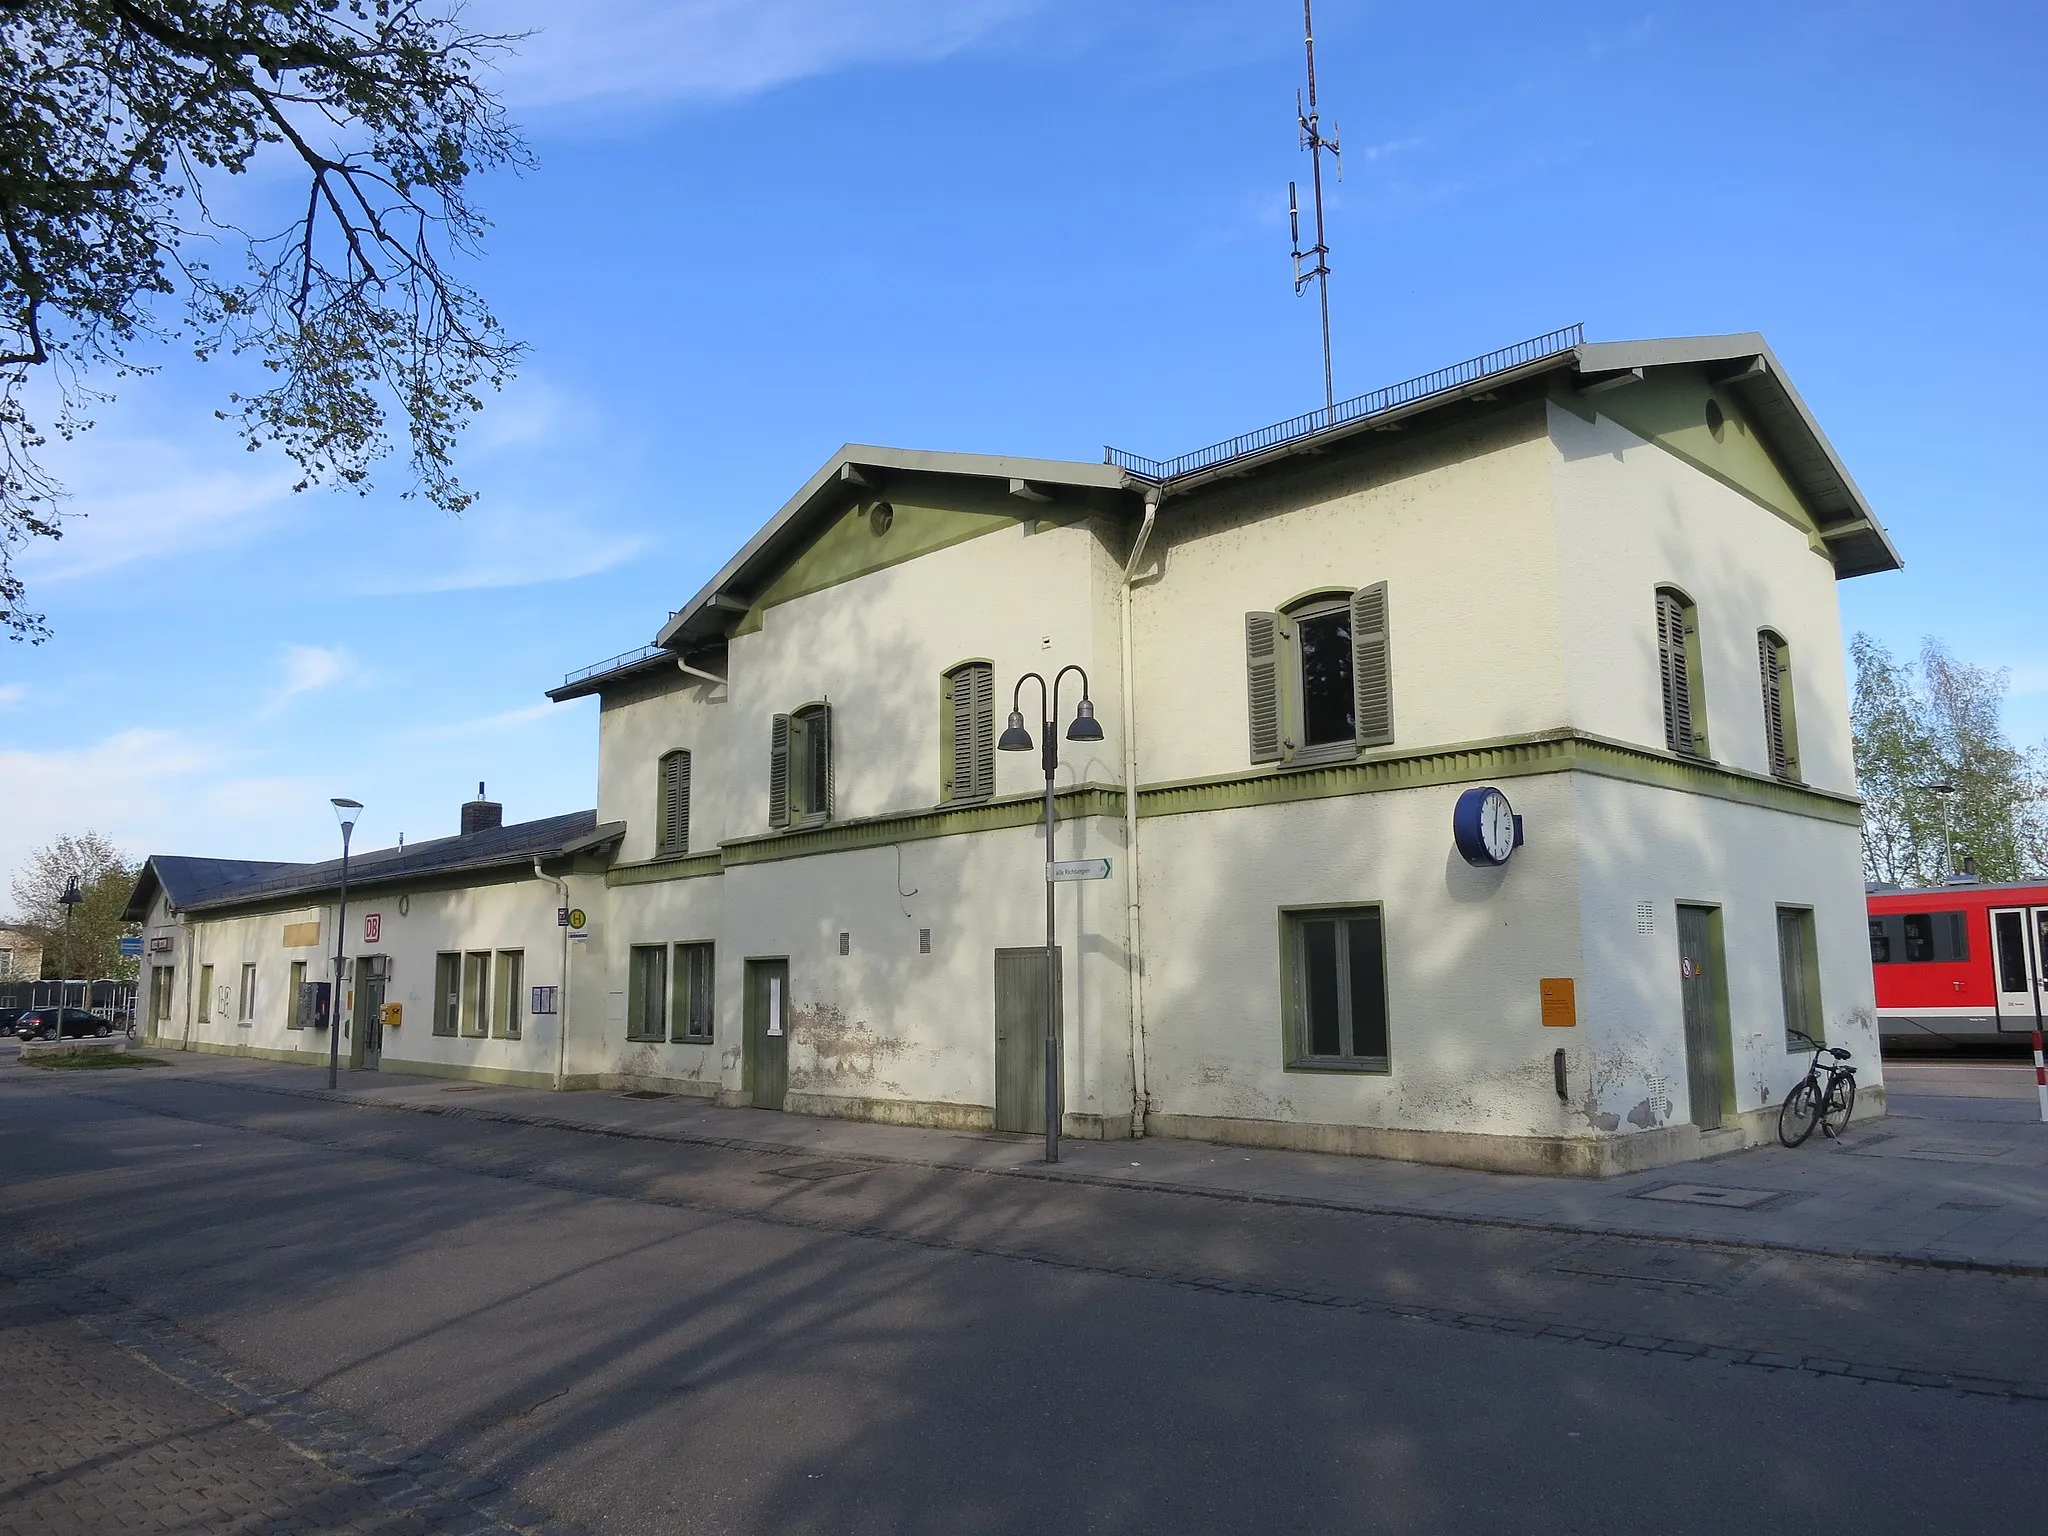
[89,1046,2048,1273]
[0,1265,574,1536]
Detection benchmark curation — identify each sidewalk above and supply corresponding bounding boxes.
[45,1048,2048,1274]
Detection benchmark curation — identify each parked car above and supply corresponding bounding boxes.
[13,1007,118,1041]
[0,1006,25,1033]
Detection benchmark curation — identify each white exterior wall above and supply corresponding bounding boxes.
[1549,400,1856,790]
[1133,410,1563,783]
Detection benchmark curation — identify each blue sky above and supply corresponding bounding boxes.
[2,0,2043,896]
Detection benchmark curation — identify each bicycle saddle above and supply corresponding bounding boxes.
[1830,1047,1851,1060]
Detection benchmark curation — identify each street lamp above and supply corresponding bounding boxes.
[329,798,363,1090]
[999,664,1104,1165]
[1916,782,1957,881]
[57,875,82,1012]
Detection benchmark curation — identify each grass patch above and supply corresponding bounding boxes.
[21,1051,169,1071]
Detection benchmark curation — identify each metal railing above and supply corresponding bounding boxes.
[1105,323,1584,483]
[560,643,666,689]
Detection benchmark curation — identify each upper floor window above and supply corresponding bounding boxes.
[770,703,833,828]
[941,661,995,803]
[657,749,691,856]
[1245,583,1392,767]
[1655,587,1705,758]
[1756,630,1799,781]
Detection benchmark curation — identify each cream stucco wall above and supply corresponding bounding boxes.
[1549,399,1857,792]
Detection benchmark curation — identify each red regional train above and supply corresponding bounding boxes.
[1869,880,2048,1047]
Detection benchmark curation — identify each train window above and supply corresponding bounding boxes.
[1995,911,2028,992]
[1883,911,1968,964]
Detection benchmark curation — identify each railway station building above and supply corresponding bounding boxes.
[131,327,1900,1174]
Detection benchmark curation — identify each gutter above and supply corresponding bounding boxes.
[536,856,573,1091]
[1118,487,1161,1137]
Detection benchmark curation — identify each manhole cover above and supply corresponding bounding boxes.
[766,1160,866,1182]
[1633,1183,1788,1210]
[620,1089,670,1100]
[1909,1143,2012,1159]
[1938,1201,2002,1212]
[439,1085,488,1093]
[1555,1240,1747,1289]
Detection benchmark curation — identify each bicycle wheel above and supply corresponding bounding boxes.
[1779,1079,1821,1147]
[1821,1073,1856,1139]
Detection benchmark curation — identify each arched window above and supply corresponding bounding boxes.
[941,660,995,803]
[1655,587,1705,758]
[769,703,833,828]
[1243,584,1392,766]
[657,749,691,855]
[1757,630,1799,780]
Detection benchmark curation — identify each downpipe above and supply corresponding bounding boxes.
[1119,487,1160,1138]
[536,856,573,1091]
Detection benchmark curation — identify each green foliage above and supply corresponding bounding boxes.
[1851,634,2048,885]
[8,830,140,978]
[0,1,528,639]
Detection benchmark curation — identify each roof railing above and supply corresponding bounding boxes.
[560,643,666,689]
[1106,323,1584,483]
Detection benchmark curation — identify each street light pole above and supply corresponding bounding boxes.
[1000,665,1103,1164]
[58,876,82,1014]
[328,799,362,1090]
[1917,782,1957,880]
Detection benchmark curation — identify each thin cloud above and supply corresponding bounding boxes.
[0,682,24,708]
[476,0,1052,109]
[356,503,647,595]
[260,644,360,718]
[21,443,292,583]
[408,702,561,741]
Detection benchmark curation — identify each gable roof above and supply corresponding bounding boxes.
[549,328,1898,700]
[123,811,618,921]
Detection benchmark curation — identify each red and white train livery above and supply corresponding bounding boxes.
[1868,880,2048,1046]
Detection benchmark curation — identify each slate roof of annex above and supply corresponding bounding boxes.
[124,811,607,921]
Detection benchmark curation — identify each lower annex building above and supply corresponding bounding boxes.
[129,328,1898,1174]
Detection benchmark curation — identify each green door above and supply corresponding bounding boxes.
[1677,904,1726,1131]
[745,958,789,1110]
[993,947,1060,1135]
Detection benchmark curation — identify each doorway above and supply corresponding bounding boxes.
[744,958,789,1110]
[1676,905,1731,1131]
[355,957,386,1070]
[1989,907,2048,1033]
[993,947,1061,1135]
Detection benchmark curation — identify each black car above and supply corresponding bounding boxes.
[14,1007,118,1041]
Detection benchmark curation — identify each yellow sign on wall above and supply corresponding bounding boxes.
[281,921,321,949]
[1540,977,1577,1028]
[380,1002,402,1028]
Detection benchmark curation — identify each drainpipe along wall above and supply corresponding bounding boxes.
[1119,488,1161,1137]
[536,856,573,1090]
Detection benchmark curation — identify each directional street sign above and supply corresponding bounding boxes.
[118,936,144,957]
[1046,859,1112,883]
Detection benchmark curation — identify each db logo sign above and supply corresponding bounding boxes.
[364,913,381,944]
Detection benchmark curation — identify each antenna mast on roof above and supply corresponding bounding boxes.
[1289,0,1342,425]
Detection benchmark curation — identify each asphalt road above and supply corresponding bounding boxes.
[3,1064,2042,1535]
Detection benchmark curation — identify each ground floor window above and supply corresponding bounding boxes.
[1282,905,1390,1070]
[461,952,492,1037]
[672,942,714,1041]
[150,965,174,1026]
[493,951,524,1039]
[285,960,306,1028]
[627,944,667,1040]
[433,952,461,1036]
[1777,906,1823,1049]
[238,963,257,1024]
[198,964,214,1023]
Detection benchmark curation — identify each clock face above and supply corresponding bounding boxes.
[1481,790,1516,863]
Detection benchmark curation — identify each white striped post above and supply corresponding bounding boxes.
[2035,1031,2047,1124]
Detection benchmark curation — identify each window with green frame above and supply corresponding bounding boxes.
[671,942,714,1041]
[1777,906,1823,1049]
[627,944,667,1040]
[1281,905,1390,1071]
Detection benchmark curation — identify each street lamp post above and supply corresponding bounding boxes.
[999,664,1103,1164]
[329,799,363,1090]
[57,876,82,1014]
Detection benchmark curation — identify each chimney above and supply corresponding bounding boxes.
[461,781,503,835]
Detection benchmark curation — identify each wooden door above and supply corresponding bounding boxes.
[745,958,789,1110]
[1677,904,1725,1131]
[994,947,1060,1135]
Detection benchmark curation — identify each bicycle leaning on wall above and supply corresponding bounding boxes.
[1779,1030,1858,1147]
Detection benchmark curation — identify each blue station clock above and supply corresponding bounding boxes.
[1453,786,1523,867]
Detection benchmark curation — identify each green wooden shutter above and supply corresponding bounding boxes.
[1350,582,1393,748]
[1757,633,1786,777]
[1245,612,1295,764]
[659,750,690,854]
[1657,590,1695,755]
[939,674,957,803]
[768,713,791,828]
[1775,641,1799,779]
[960,663,994,799]
[816,702,834,820]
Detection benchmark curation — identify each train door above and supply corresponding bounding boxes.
[1990,907,2048,1033]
